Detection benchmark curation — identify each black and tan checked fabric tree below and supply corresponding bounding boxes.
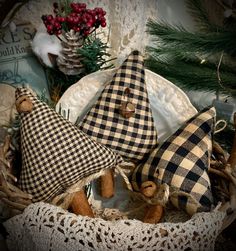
[129,106,216,215]
[78,50,158,163]
[16,87,123,202]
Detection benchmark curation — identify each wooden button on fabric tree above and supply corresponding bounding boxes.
[119,101,135,119]
[15,95,33,113]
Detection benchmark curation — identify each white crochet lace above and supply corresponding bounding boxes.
[4,202,225,251]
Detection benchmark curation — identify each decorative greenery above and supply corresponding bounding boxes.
[40,1,114,104]
[45,36,114,104]
[78,37,115,73]
[145,0,236,97]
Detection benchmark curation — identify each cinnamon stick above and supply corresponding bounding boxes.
[143,204,164,224]
[100,169,114,198]
[70,189,94,217]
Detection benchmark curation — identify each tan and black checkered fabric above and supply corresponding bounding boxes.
[16,87,123,202]
[78,51,158,163]
[129,107,216,214]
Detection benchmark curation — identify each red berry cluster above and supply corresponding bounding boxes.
[41,2,107,37]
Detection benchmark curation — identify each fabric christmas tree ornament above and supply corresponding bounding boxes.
[15,87,123,202]
[78,50,158,163]
[129,107,216,215]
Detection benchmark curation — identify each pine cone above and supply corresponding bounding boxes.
[57,30,84,75]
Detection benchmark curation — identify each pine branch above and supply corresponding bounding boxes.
[146,45,236,74]
[78,38,114,73]
[147,20,236,57]
[146,45,206,64]
[145,56,236,96]
[145,0,236,124]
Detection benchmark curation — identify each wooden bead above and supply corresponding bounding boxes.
[100,169,114,198]
[140,181,157,198]
[119,101,135,118]
[15,95,33,113]
[70,189,94,217]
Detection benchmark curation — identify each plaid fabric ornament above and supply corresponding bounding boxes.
[16,87,123,202]
[78,51,158,163]
[129,107,216,215]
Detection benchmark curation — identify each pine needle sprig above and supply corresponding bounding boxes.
[145,56,236,96]
[146,20,236,57]
[78,37,115,73]
[146,45,200,64]
[147,45,235,76]
[145,0,236,151]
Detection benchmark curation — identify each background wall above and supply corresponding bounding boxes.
[155,0,194,29]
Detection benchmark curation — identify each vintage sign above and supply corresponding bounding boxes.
[0,22,50,100]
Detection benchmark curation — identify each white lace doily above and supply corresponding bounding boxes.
[4,202,225,251]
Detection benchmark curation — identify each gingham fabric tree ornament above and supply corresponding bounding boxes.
[129,107,216,216]
[78,50,158,163]
[15,87,123,204]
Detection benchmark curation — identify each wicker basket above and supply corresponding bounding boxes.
[1,69,236,251]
